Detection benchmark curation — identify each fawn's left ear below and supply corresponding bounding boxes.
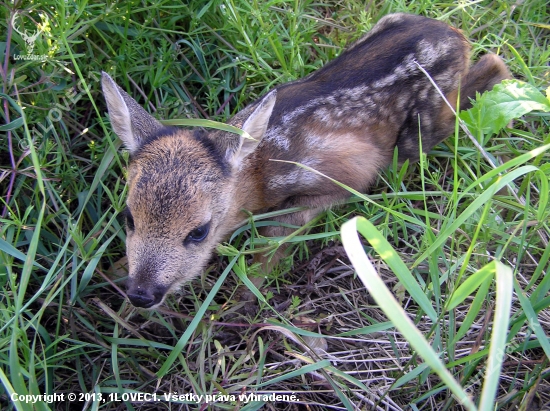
[215,90,277,168]
[101,72,164,154]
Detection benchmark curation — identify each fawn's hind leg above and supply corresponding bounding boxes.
[458,54,511,111]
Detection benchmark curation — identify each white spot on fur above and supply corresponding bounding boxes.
[396,95,410,110]
[305,132,324,148]
[282,106,306,125]
[267,171,300,190]
[417,39,452,68]
[265,126,290,151]
[341,85,368,99]
[314,107,332,124]
[419,87,429,100]
[373,73,398,89]
[266,157,320,190]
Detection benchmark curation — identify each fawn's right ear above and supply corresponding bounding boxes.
[101,72,164,154]
[205,89,277,170]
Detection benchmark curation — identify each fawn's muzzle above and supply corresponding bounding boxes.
[126,280,167,308]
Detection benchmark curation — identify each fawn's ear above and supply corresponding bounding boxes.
[238,90,276,161]
[241,90,276,142]
[101,72,164,154]
[218,89,277,168]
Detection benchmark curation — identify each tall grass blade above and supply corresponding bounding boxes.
[478,261,513,411]
[341,216,476,410]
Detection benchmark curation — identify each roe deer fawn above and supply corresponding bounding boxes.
[102,13,510,308]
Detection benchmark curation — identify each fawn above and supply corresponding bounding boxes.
[102,13,510,308]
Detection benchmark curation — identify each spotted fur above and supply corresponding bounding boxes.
[102,13,510,308]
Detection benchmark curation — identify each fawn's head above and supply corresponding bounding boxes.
[101,73,275,308]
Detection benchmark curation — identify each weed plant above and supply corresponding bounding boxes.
[1,0,549,410]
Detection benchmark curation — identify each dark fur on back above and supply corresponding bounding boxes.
[264,14,469,163]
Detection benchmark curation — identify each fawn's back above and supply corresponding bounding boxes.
[102,13,510,308]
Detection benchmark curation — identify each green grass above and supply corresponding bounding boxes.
[1,0,550,410]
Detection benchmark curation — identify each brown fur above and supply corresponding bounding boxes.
[102,13,511,308]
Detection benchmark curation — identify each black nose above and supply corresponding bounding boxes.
[127,288,156,308]
[126,283,166,308]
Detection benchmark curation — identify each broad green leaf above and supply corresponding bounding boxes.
[460,80,550,137]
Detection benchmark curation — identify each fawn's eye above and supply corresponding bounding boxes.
[184,222,210,245]
[125,207,135,231]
